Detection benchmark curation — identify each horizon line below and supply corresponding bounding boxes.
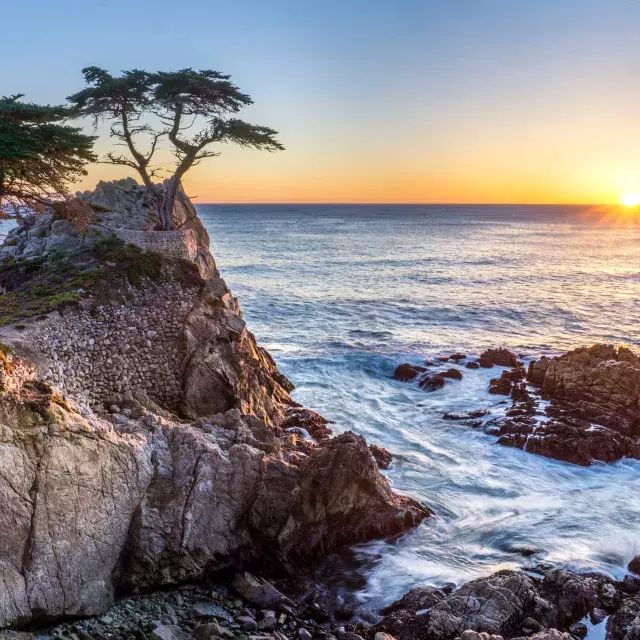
[192,201,619,206]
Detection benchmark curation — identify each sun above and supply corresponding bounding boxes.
[620,192,640,207]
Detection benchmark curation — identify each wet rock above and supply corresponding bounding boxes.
[606,595,640,640]
[393,364,426,382]
[628,557,640,575]
[278,432,430,564]
[443,409,490,421]
[501,368,526,382]
[459,632,504,640]
[419,374,446,392]
[439,369,463,381]
[510,383,530,403]
[489,377,512,395]
[527,358,551,386]
[518,631,573,640]
[568,622,587,638]
[374,569,625,640]
[466,362,480,370]
[370,443,393,469]
[480,349,519,368]
[450,354,467,362]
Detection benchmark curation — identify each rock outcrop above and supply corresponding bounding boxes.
[0,180,429,629]
[371,569,634,640]
[491,344,640,465]
[440,344,640,466]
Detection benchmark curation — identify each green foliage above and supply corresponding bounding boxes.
[0,95,96,216]
[91,235,164,286]
[68,67,283,228]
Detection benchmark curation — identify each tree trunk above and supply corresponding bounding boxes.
[160,175,179,231]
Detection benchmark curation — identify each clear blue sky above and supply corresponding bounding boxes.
[4,0,640,203]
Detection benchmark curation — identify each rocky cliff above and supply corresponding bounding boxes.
[0,180,428,629]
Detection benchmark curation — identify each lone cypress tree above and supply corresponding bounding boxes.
[69,67,284,230]
[0,95,96,218]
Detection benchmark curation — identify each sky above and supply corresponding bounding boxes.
[3,0,640,204]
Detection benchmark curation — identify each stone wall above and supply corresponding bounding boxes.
[30,279,201,410]
[114,229,201,263]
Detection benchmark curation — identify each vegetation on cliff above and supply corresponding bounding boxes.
[0,94,96,217]
[0,236,200,326]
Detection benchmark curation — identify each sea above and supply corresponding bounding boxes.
[195,203,640,615]
[3,204,640,616]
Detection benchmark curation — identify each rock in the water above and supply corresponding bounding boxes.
[439,368,463,380]
[466,362,480,369]
[419,374,446,392]
[394,363,425,382]
[606,595,640,640]
[629,557,640,575]
[480,348,519,368]
[370,443,393,469]
[491,344,640,465]
[489,377,512,395]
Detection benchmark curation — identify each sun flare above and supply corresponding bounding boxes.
[620,192,640,207]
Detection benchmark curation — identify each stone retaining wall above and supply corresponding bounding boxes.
[114,229,197,260]
[31,280,201,410]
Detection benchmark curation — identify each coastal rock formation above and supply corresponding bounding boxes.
[479,348,518,369]
[372,569,629,640]
[0,180,429,629]
[441,344,640,466]
[492,344,640,465]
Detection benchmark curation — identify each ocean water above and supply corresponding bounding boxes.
[196,204,640,614]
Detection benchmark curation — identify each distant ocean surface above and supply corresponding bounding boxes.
[196,204,640,614]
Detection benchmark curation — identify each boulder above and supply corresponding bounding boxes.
[233,573,292,609]
[489,377,512,395]
[629,557,640,575]
[419,374,446,392]
[479,349,518,368]
[394,363,425,382]
[439,369,463,380]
